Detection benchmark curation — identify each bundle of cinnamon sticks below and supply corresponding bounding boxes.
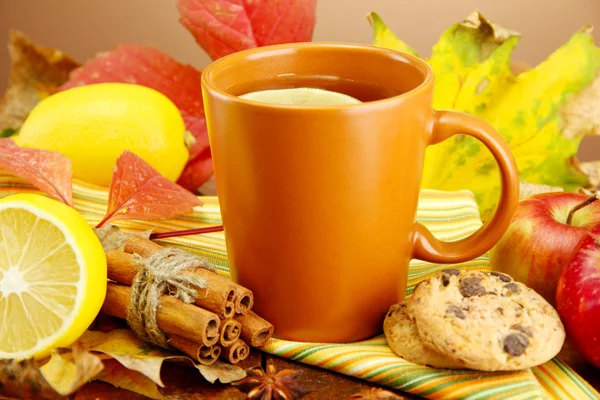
[102,235,274,365]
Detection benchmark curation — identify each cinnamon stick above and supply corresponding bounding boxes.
[169,335,221,365]
[235,311,274,347]
[106,248,235,319]
[219,339,249,364]
[234,287,254,315]
[124,236,237,319]
[103,282,220,346]
[219,319,242,347]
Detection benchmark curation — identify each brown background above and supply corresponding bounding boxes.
[1,0,600,159]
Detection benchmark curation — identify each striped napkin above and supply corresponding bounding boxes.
[0,174,598,400]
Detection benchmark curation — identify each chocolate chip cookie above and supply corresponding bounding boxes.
[410,269,565,371]
[384,301,465,369]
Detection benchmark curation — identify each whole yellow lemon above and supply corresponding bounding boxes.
[15,83,189,186]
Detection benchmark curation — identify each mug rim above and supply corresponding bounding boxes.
[201,41,434,110]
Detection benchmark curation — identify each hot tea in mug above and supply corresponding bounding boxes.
[201,43,519,343]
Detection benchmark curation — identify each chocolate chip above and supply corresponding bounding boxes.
[496,307,504,316]
[491,271,513,282]
[441,275,450,287]
[446,305,466,319]
[441,269,461,286]
[459,277,487,297]
[442,269,460,276]
[503,333,529,356]
[502,282,521,296]
[511,324,534,337]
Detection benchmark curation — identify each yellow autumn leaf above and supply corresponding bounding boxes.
[367,12,419,57]
[0,345,104,399]
[40,345,104,396]
[78,329,246,398]
[97,359,165,400]
[369,11,600,220]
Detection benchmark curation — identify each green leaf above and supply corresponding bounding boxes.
[370,11,600,220]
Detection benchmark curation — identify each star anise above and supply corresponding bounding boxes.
[347,387,407,400]
[231,362,310,400]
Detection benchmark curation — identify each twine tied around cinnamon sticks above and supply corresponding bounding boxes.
[102,235,274,366]
[126,248,215,348]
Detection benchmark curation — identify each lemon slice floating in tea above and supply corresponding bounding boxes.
[0,194,106,359]
[239,87,362,106]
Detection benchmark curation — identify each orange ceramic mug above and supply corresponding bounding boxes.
[201,43,519,343]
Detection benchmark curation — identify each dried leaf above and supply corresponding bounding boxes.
[59,44,212,192]
[0,346,103,400]
[79,329,245,387]
[177,0,317,60]
[370,11,600,220]
[40,345,105,396]
[0,138,73,205]
[576,159,600,189]
[562,74,600,139]
[94,225,152,253]
[519,181,564,200]
[0,30,79,131]
[0,358,59,400]
[96,360,164,400]
[196,362,249,385]
[347,387,407,399]
[96,151,203,228]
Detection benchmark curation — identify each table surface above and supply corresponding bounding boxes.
[73,339,598,400]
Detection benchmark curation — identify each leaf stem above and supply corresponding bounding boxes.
[95,215,111,229]
[149,225,224,240]
[566,193,600,225]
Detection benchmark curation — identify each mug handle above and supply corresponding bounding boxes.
[411,110,520,264]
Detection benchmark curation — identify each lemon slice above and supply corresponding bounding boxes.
[239,87,362,106]
[0,194,106,359]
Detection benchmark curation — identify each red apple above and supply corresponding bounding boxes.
[490,192,600,305]
[556,224,600,368]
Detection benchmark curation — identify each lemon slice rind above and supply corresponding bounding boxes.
[0,194,106,360]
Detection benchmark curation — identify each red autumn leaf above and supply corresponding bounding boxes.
[59,45,203,118]
[177,113,214,192]
[177,130,214,192]
[59,45,213,192]
[96,151,203,228]
[0,138,73,206]
[177,0,318,60]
